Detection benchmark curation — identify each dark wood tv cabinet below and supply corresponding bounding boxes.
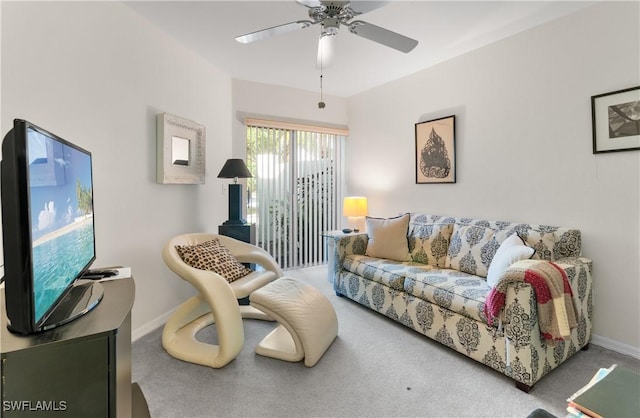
[0,275,149,417]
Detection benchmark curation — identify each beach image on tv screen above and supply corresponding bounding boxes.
[27,127,95,323]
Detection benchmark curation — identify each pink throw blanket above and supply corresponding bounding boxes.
[484,259,577,345]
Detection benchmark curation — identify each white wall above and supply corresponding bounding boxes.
[347,2,640,354]
[1,2,233,336]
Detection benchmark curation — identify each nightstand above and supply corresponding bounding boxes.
[219,223,257,305]
[218,223,256,245]
[322,230,355,283]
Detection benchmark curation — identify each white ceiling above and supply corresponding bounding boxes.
[123,1,594,98]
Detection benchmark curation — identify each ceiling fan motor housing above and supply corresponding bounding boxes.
[309,1,358,25]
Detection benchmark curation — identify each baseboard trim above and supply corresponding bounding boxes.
[591,334,640,360]
[132,307,176,342]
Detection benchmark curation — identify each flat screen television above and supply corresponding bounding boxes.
[1,119,103,335]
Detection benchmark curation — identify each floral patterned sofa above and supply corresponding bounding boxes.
[330,213,593,392]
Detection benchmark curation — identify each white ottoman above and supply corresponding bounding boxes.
[249,277,338,367]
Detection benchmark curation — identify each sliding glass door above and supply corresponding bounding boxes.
[246,119,347,269]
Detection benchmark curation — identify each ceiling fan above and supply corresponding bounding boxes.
[235,1,419,66]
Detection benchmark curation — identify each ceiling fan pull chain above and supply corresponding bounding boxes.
[318,24,326,110]
[318,73,326,109]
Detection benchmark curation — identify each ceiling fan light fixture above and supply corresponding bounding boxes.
[322,27,339,37]
[321,18,340,37]
[317,29,335,69]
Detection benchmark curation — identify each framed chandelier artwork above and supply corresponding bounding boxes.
[415,115,456,184]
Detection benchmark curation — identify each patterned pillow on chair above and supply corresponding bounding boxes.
[175,239,251,283]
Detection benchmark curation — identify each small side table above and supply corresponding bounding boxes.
[322,230,354,283]
[219,223,257,305]
[218,223,256,244]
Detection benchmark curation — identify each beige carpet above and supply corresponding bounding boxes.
[132,265,640,418]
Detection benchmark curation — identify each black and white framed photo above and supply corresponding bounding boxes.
[592,86,640,154]
[415,115,456,184]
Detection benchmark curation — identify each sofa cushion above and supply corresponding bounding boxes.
[403,267,490,323]
[175,238,251,283]
[446,225,509,278]
[342,255,417,291]
[486,233,535,288]
[365,214,411,262]
[408,223,453,267]
[408,213,582,262]
[343,254,490,323]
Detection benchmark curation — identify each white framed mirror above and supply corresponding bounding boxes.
[156,113,206,184]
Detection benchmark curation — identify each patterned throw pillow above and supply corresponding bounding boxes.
[408,223,454,267]
[175,239,251,283]
[365,213,411,262]
[446,225,508,277]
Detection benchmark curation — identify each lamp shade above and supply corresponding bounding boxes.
[343,196,368,217]
[217,159,252,179]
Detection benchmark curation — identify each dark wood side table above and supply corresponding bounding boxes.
[219,223,257,305]
[218,223,256,244]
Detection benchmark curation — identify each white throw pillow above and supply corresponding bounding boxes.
[486,233,535,288]
[365,213,411,262]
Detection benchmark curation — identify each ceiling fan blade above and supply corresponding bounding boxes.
[316,34,335,69]
[236,20,314,44]
[349,1,390,15]
[349,20,418,53]
[296,0,324,8]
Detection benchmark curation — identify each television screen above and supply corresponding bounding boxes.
[27,126,95,323]
[1,119,99,334]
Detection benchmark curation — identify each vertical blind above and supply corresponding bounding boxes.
[245,118,347,269]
